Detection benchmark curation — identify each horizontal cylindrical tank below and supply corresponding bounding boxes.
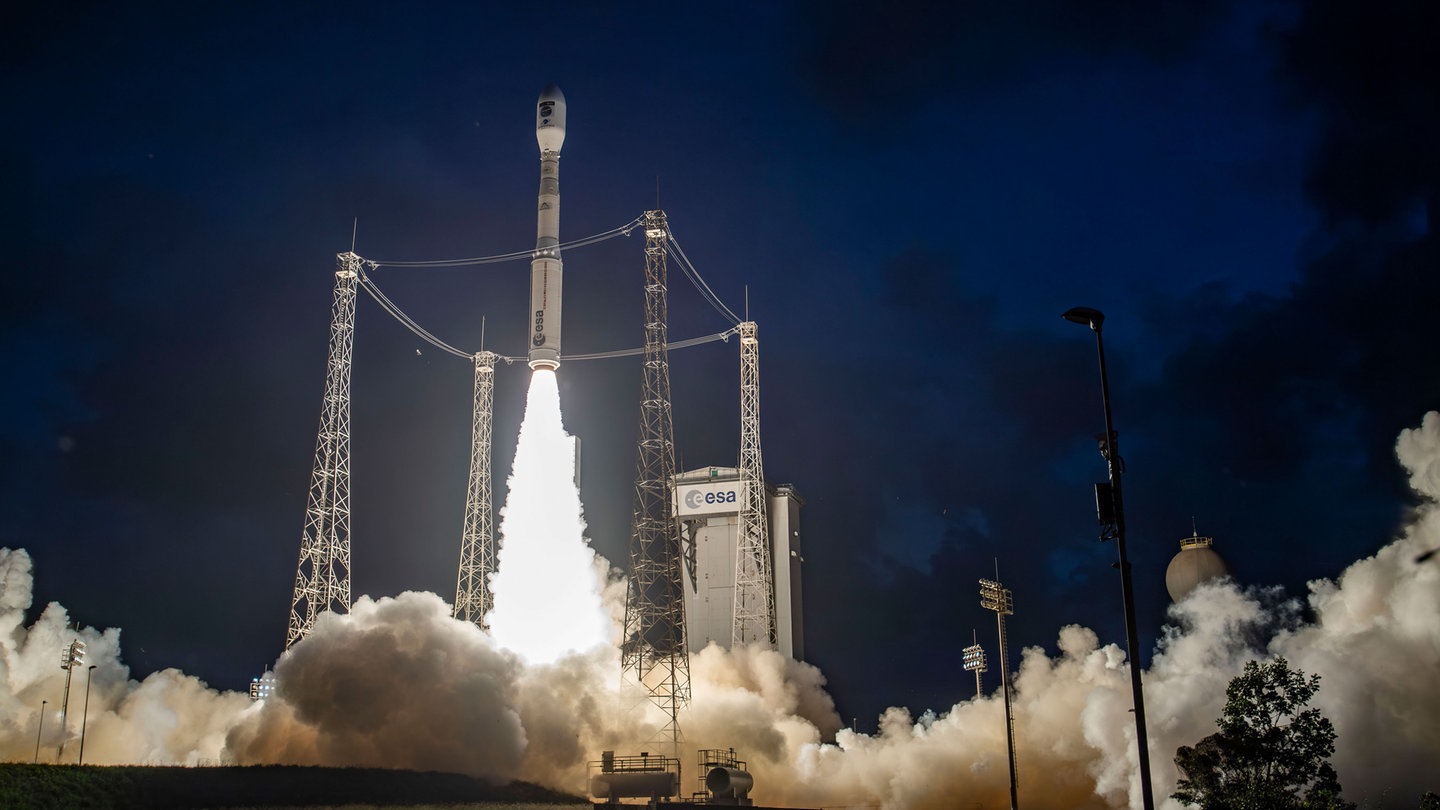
[705,766,754,799]
[590,770,678,800]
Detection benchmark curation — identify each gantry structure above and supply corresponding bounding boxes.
[287,252,359,650]
[454,350,498,626]
[732,320,777,647]
[283,215,765,715]
[620,210,691,753]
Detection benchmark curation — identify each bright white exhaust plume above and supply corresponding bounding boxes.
[486,369,612,663]
[3,412,1439,808]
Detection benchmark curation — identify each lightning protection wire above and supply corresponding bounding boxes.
[358,272,474,360]
[516,325,743,362]
[360,269,738,365]
[364,217,645,269]
[664,229,741,326]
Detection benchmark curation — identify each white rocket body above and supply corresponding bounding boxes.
[528,84,566,371]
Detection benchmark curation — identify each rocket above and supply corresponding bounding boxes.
[528,83,566,371]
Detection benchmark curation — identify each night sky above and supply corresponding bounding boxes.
[4,1,1436,729]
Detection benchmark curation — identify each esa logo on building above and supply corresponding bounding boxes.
[684,488,737,510]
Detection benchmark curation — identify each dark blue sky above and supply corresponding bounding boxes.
[3,1,1435,725]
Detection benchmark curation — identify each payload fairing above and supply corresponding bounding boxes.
[528,84,566,370]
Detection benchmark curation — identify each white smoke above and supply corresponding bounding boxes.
[3,412,1439,808]
[0,547,253,767]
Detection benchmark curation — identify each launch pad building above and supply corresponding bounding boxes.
[673,466,804,660]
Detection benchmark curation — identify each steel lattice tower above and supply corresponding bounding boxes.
[286,252,359,650]
[454,350,497,627]
[620,210,691,752]
[732,320,777,647]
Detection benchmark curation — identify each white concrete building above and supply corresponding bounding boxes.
[672,466,804,660]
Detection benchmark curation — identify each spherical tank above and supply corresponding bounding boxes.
[1166,533,1229,601]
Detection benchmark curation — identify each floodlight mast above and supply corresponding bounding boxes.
[961,632,987,699]
[979,579,1019,810]
[57,638,86,761]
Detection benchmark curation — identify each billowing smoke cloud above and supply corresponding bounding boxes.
[225,591,527,778]
[0,547,252,766]
[4,412,1440,807]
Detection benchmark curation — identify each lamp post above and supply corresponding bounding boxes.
[34,700,47,763]
[1062,306,1155,810]
[79,664,97,765]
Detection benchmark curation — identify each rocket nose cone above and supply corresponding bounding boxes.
[536,83,567,153]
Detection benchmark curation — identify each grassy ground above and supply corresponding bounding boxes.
[222,806,584,810]
[0,764,588,810]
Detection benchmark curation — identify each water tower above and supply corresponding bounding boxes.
[1165,530,1229,601]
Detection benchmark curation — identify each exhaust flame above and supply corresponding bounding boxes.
[486,369,611,664]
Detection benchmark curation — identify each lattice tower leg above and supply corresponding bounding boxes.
[454,351,497,627]
[732,321,777,647]
[286,252,359,650]
[620,210,691,755]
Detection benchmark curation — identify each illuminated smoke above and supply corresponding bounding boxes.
[225,590,527,779]
[3,413,1439,809]
[486,369,613,664]
[0,547,252,767]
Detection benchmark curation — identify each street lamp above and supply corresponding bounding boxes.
[1062,306,1155,810]
[79,664,98,765]
[34,700,47,763]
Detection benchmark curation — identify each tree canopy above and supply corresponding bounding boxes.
[1173,656,1351,810]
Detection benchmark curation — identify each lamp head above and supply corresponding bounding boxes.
[1063,307,1105,331]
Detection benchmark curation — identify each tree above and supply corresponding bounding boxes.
[1173,656,1353,810]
